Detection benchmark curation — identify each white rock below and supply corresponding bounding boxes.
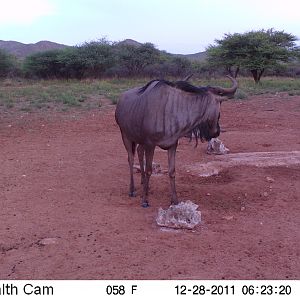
[207,138,229,155]
[156,200,201,229]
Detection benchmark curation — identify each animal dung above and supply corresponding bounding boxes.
[206,138,229,155]
[156,200,201,229]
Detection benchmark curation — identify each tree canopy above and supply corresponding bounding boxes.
[0,49,17,78]
[207,29,299,83]
[2,31,299,80]
[22,39,194,79]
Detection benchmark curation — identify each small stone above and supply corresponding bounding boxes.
[266,176,275,183]
[134,161,162,175]
[206,193,211,196]
[38,238,59,245]
[263,192,268,197]
[152,162,162,174]
[222,215,234,221]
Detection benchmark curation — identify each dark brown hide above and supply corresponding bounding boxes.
[115,76,237,207]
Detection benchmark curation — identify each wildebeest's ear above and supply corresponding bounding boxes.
[217,97,229,104]
[217,93,235,102]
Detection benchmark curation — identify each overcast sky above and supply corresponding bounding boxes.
[0,0,299,54]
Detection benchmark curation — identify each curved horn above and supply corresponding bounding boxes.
[182,74,193,81]
[208,75,238,96]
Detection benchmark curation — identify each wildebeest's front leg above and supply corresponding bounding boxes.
[121,133,136,197]
[168,142,179,205]
[141,146,155,207]
[137,144,145,184]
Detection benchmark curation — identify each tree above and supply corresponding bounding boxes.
[76,39,115,77]
[0,49,17,78]
[115,42,160,76]
[23,39,116,79]
[23,50,62,78]
[56,47,86,79]
[207,29,298,83]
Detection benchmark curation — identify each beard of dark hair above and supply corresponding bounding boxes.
[190,121,212,147]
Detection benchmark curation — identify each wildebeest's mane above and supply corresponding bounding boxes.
[138,79,209,95]
[173,81,209,94]
[138,79,161,94]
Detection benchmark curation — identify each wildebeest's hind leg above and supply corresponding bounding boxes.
[121,133,137,197]
[168,142,179,205]
[141,146,155,207]
[137,144,145,184]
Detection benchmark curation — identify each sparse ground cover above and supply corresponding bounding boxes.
[0,78,147,111]
[1,77,299,112]
[191,77,300,99]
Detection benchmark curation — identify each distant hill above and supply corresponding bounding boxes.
[0,40,68,58]
[175,51,207,62]
[118,39,207,62]
[117,39,142,47]
[0,39,207,61]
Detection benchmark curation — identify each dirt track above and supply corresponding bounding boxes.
[1,93,300,279]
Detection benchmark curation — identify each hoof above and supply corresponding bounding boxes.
[141,202,149,208]
[128,191,137,197]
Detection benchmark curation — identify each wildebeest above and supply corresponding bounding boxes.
[115,76,238,207]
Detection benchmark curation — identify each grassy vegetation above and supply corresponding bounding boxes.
[0,78,147,111]
[192,77,300,100]
[0,77,299,111]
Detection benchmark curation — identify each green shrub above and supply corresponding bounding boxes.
[234,89,248,99]
[0,49,18,77]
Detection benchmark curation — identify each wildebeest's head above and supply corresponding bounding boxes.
[185,75,238,145]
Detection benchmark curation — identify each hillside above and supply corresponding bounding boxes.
[117,39,142,47]
[175,51,207,62]
[0,40,68,58]
[0,39,207,61]
[118,39,207,62]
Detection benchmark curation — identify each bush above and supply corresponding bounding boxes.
[234,89,248,99]
[0,49,19,78]
[23,50,62,79]
[114,42,161,77]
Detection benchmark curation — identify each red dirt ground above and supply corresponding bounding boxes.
[1,93,300,280]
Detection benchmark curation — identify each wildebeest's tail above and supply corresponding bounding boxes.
[207,76,238,96]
